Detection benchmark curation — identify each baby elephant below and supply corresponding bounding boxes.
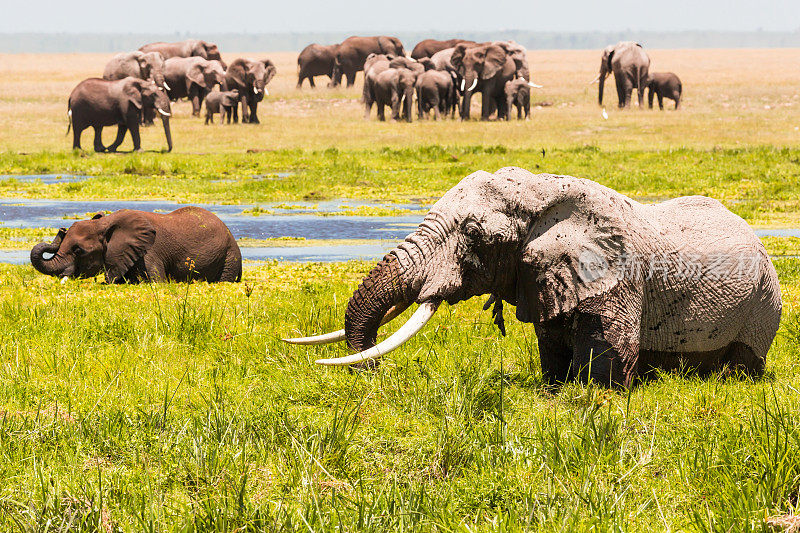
[205,89,241,124]
[647,72,682,110]
[504,78,531,120]
[415,70,456,120]
[31,207,241,283]
[68,77,172,152]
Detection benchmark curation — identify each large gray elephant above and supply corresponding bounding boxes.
[286,168,781,388]
[164,57,226,116]
[31,207,241,283]
[370,68,418,122]
[139,39,223,65]
[332,36,406,87]
[451,42,516,120]
[597,41,650,108]
[362,53,394,118]
[103,51,168,90]
[415,69,457,119]
[67,77,172,152]
[297,43,339,88]
[224,58,277,124]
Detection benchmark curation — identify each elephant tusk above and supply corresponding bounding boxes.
[283,303,409,345]
[528,82,543,88]
[253,87,259,95]
[315,301,439,366]
[589,75,600,84]
[60,276,68,285]
[467,79,478,92]
[163,81,171,91]
[157,108,171,117]
[264,88,269,96]
[460,79,465,91]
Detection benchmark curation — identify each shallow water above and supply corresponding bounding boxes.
[0,174,91,184]
[0,197,423,264]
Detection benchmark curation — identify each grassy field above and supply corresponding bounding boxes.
[1,48,800,530]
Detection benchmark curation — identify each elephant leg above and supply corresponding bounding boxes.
[92,126,105,152]
[534,320,573,387]
[648,89,654,109]
[219,248,242,282]
[346,71,356,87]
[674,96,680,110]
[107,124,128,152]
[615,76,626,108]
[309,77,316,88]
[658,93,664,110]
[249,101,260,124]
[433,100,441,121]
[127,119,141,151]
[240,97,249,123]
[190,91,201,116]
[72,125,85,150]
[571,286,642,388]
[390,94,400,121]
[724,341,763,377]
[480,91,493,121]
[377,101,385,121]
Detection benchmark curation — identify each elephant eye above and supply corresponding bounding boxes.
[464,220,483,241]
[73,246,84,255]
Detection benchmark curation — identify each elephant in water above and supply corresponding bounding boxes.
[286,168,781,388]
[67,77,172,152]
[596,41,650,109]
[31,207,241,283]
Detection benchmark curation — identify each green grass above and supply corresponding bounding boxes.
[0,260,798,530]
[2,145,800,225]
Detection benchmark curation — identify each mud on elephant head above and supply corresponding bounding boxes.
[286,168,781,388]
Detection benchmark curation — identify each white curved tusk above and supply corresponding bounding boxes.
[315,301,439,366]
[285,329,345,345]
[589,75,600,84]
[157,108,171,117]
[68,110,72,117]
[467,79,478,92]
[460,79,465,91]
[60,276,68,285]
[163,81,171,91]
[283,303,408,345]
[253,87,259,95]
[528,82,543,88]
[264,88,269,96]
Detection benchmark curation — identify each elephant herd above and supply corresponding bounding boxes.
[299,36,683,121]
[69,39,277,152]
[299,37,541,121]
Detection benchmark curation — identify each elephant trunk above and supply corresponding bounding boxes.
[30,228,69,277]
[404,87,414,122]
[344,256,410,352]
[598,67,607,106]
[161,115,172,152]
[461,72,477,119]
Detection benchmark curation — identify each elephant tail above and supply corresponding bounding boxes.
[66,104,72,136]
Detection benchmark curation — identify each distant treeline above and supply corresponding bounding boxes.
[2,30,800,53]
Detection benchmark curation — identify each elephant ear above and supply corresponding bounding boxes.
[221,92,238,106]
[450,44,467,71]
[262,60,276,83]
[187,63,207,89]
[102,211,155,283]
[121,80,143,114]
[515,200,627,323]
[481,46,507,80]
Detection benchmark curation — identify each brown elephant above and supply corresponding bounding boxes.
[31,207,242,283]
[204,89,240,124]
[297,43,339,88]
[596,41,650,109]
[139,39,224,66]
[164,57,226,116]
[331,36,406,87]
[415,69,457,120]
[647,72,682,110]
[370,68,418,122]
[67,77,172,152]
[224,58,277,124]
[410,39,476,59]
[451,42,516,120]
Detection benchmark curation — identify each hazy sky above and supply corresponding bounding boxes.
[3,0,798,33]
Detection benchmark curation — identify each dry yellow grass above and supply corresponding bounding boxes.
[0,49,799,153]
